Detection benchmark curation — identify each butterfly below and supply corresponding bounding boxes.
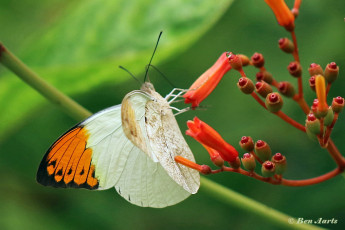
[36,33,200,208]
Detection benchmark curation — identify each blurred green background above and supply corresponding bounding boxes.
[1,0,345,229]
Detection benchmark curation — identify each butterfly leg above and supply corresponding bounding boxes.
[164,88,188,101]
[170,106,190,116]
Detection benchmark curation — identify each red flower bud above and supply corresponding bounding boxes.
[251,53,265,68]
[227,52,243,71]
[278,81,295,97]
[309,76,316,91]
[239,136,254,152]
[261,161,276,177]
[278,38,294,53]
[288,61,302,77]
[308,63,323,77]
[324,62,339,83]
[255,81,273,98]
[237,77,254,94]
[332,96,344,113]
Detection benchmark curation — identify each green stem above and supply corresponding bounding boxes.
[0,43,92,120]
[200,177,324,230]
[0,43,323,230]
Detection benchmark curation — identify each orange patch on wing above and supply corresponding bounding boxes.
[45,126,98,188]
[74,148,92,185]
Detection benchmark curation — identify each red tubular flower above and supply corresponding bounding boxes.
[265,0,295,31]
[183,52,231,108]
[186,117,239,162]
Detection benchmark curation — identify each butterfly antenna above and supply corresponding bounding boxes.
[144,31,163,82]
[119,66,142,86]
[146,64,176,88]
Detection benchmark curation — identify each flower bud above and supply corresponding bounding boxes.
[241,153,256,172]
[278,81,296,98]
[239,136,254,152]
[256,71,273,84]
[229,156,241,169]
[305,113,321,135]
[288,61,302,77]
[309,76,316,91]
[251,53,265,68]
[238,54,250,66]
[265,93,283,113]
[271,153,286,175]
[255,81,273,98]
[323,107,334,127]
[306,127,318,142]
[278,38,294,53]
[315,75,328,117]
[324,62,339,83]
[308,63,323,77]
[331,96,344,113]
[200,165,212,175]
[255,140,272,162]
[261,161,275,178]
[238,77,254,94]
[311,99,325,119]
[227,52,243,71]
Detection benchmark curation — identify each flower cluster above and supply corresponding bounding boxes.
[175,0,345,186]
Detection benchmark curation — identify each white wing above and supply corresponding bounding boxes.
[123,91,200,195]
[82,104,192,207]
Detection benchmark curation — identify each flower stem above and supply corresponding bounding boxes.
[200,177,324,230]
[281,168,341,186]
[0,43,92,121]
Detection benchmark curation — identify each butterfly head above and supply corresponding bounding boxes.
[141,82,155,93]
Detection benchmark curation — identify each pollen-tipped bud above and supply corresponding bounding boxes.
[239,136,254,152]
[261,161,276,178]
[271,153,286,175]
[255,140,272,162]
[309,76,316,91]
[278,38,294,53]
[324,62,339,83]
[255,81,273,98]
[241,153,256,172]
[251,53,265,68]
[238,77,254,94]
[278,81,296,98]
[265,92,283,113]
[323,107,334,127]
[238,54,250,66]
[308,63,323,77]
[227,52,243,71]
[288,61,302,77]
[305,113,321,135]
[332,96,344,113]
[229,157,241,169]
[256,71,273,84]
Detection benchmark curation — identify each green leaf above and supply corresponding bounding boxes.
[0,0,234,140]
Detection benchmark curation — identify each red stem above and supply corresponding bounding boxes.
[275,111,306,132]
[323,113,338,146]
[326,83,332,96]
